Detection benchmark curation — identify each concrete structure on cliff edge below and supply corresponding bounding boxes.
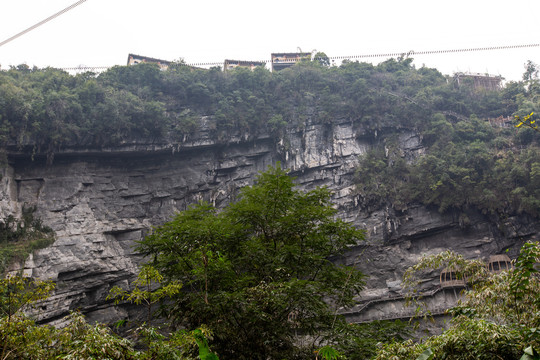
[127,54,172,70]
[453,72,503,91]
[224,59,265,71]
[271,52,311,71]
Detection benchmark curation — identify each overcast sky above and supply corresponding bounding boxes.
[0,0,538,81]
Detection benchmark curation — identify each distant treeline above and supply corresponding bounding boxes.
[0,58,528,149]
[1,58,539,217]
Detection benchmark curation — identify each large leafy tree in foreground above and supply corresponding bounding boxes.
[138,165,366,360]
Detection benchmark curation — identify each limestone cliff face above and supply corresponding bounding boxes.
[1,117,537,325]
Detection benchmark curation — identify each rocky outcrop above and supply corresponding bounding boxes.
[1,117,537,325]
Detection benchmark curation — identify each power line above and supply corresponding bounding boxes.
[61,66,110,72]
[333,43,540,60]
[180,43,540,68]
[45,42,540,72]
[0,0,88,48]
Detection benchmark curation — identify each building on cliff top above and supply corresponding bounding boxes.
[127,54,172,70]
[271,52,311,72]
[127,54,205,71]
[224,59,266,71]
[453,72,503,91]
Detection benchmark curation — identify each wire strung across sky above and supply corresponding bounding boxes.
[0,1,538,74]
[332,43,540,60]
[0,0,88,48]
[58,42,540,72]
[187,43,540,67]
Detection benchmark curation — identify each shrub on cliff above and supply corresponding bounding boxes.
[0,276,137,360]
[374,241,540,360]
[0,275,208,359]
[0,207,55,275]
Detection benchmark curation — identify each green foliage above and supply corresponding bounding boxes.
[0,206,53,243]
[313,52,331,67]
[192,329,219,360]
[356,126,540,218]
[0,277,135,360]
[328,320,409,359]
[0,207,54,275]
[108,264,182,323]
[523,61,539,82]
[137,164,365,360]
[315,345,342,360]
[521,346,540,360]
[132,325,210,360]
[353,61,540,219]
[0,275,207,359]
[55,312,136,360]
[0,276,54,321]
[416,348,434,360]
[0,54,526,162]
[375,241,540,360]
[0,276,56,360]
[0,311,138,360]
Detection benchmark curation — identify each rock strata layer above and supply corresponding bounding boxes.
[1,119,536,325]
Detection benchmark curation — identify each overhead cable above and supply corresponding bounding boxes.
[332,43,540,60]
[183,43,540,67]
[53,42,540,72]
[0,0,88,48]
[61,66,110,71]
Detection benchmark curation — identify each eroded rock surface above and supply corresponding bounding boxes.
[1,118,537,325]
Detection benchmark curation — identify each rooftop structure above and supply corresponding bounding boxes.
[224,59,266,72]
[454,72,503,91]
[271,52,311,72]
[127,54,172,70]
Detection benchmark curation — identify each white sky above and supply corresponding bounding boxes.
[0,0,539,82]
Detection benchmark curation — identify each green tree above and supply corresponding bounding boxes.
[523,61,539,82]
[108,264,182,323]
[313,52,331,67]
[0,276,54,325]
[137,164,366,360]
[0,275,206,359]
[375,241,540,360]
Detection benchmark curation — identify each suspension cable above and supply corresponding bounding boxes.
[0,0,88,48]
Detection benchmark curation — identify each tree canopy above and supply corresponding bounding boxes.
[137,165,366,360]
[2,57,539,218]
[0,57,534,156]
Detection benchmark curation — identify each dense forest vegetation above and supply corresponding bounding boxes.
[1,58,539,359]
[1,57,539,218]
[0,57,536,148]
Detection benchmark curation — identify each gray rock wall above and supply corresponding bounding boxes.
[1,118,536,325]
